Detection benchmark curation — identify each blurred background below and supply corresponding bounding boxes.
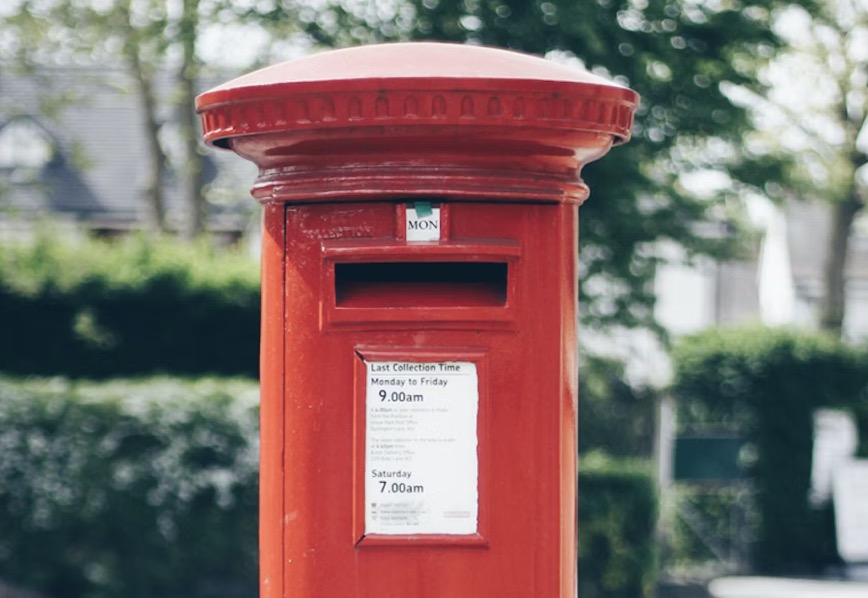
[0,0,866,597]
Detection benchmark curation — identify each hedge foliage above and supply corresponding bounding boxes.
[0,235,659,595]
[0,376,657,598]
[0,376,260,598]
[579,355,657,458]
[0,234,260,378]
[671,327,868,574]
[0,234,658,456]
[578,453,658,598]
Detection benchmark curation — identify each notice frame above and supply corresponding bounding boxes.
[353,347,489,548]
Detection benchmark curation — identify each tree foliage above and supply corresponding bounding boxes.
[730,0,868,338]
[272,0,796,333]
[1,0,220,238]
[7,0,853,335]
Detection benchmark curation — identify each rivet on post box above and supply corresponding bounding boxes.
[196,42,638,598]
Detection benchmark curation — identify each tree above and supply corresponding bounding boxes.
[733,0,867,338]
[1,0,212,238]
[177,0,208,239]
[282,0,795,335]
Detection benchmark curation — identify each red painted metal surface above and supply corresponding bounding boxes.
[197,42,637,598]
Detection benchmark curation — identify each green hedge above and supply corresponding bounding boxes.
[0,376,260,598]
[0,376,657,598]
[0,235,260,378]
[579,355,657,458]
[578,453,658,598]
[671,327,868,574]
[0,235,659,457]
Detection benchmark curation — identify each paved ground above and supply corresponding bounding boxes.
[709,576,868,598]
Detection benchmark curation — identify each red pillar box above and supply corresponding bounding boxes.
[196,42,637,598]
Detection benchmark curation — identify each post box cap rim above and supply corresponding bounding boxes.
[196,43,639,151]
[197,42,636,100]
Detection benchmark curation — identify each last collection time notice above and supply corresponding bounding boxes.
[364,361,479,535]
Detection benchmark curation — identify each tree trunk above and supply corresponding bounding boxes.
[119,1,169,235]
[177,0,206,240]
[820,191,862,337]
[132,65,170,235]
[819,84,868,337]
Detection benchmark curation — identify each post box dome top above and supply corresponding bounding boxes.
[196,43,638,204]
[196,42,638,149]
[203,42,626,89]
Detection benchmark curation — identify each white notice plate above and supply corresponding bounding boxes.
[365,360,478,535]
[405,204,441,242]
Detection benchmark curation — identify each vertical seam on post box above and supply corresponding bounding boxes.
[560,202,579,598]
[395,203,406,242]
[259,202,286,598]
[278,206,287,598]
[440,202,451,241]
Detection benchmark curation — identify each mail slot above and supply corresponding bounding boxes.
[334,261,509,307]
[197,42,638,598]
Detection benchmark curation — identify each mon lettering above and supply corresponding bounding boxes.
[408,220,439,231]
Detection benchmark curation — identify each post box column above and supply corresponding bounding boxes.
[197,42,638,598]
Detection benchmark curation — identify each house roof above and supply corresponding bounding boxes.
[0,64,254,231]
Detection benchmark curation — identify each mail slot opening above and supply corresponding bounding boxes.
[335,261,508,308]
